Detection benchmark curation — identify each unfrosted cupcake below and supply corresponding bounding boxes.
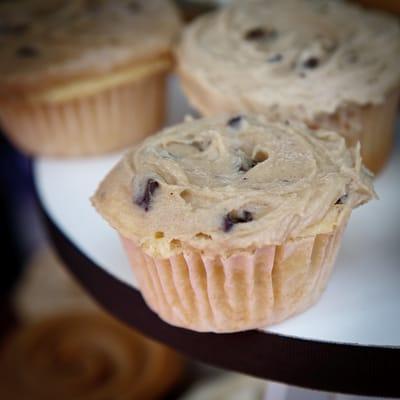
[92,115,375,333]
[0,0,181,156]
[177,0,400,173]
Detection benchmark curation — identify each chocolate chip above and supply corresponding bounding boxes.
[239,159,257,172]
[227,116,242,129]
[223,210,253,232]
[335,194,348,205]
[134,179,159,212]
[192,140,210,152]
[267,53,283,63]
[244,27,276,41]
[16,45,39,58]
[303,57,319,69]
[0,22,29,35]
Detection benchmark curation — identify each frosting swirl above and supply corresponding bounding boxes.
[93,115,375,258]
[0,313,183,400]
[0,0,181,92]
[178,0,400,119]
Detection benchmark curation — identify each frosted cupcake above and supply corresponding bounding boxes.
[92,115,375,332]
[0,0,181,156]
[177,0,400,173]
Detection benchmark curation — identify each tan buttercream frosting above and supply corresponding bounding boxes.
[0,0,181,93]
[92,115,375,258]
[178,0,400,119]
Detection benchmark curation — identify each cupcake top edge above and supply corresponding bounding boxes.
[177,0,400,119]
[0,0,182,90]
[92,114,376,259]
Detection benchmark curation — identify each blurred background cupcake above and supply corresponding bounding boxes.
[177,0,400,173]
[1,245,186,400]
[0,313,184,400]
[0,0,181,156]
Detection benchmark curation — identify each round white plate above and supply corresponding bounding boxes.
[34,76,400,348]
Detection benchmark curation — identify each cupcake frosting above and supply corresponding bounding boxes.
[178,0,400,119]
[93,115,375,258]
[0,0,181,92]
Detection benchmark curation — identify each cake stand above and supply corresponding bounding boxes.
[32,77,400,398]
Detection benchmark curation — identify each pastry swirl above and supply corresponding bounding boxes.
[0,313,183,400]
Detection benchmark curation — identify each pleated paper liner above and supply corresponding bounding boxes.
[0,72,166,157]
[122,215,349,333]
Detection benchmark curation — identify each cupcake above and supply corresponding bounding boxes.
[0,313,183,400]
[0,0,181,156]
[177,0,400,173]
[92,115,375,333]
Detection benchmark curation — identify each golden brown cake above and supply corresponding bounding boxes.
[177,0,400,173]
[0,313,183,400]
[92,115,375,332]
[0,0,181,156]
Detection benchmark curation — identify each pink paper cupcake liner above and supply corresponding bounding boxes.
[121,217,348,333]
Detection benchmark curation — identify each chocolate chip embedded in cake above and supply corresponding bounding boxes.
[239,155,258,172]
[134,179,160,212]
[244,27,277,42]
[302,57,320,69]
[239,159,257,172]
[227,116,243,129]
[223,210,253,232]
[335,194,348,205]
